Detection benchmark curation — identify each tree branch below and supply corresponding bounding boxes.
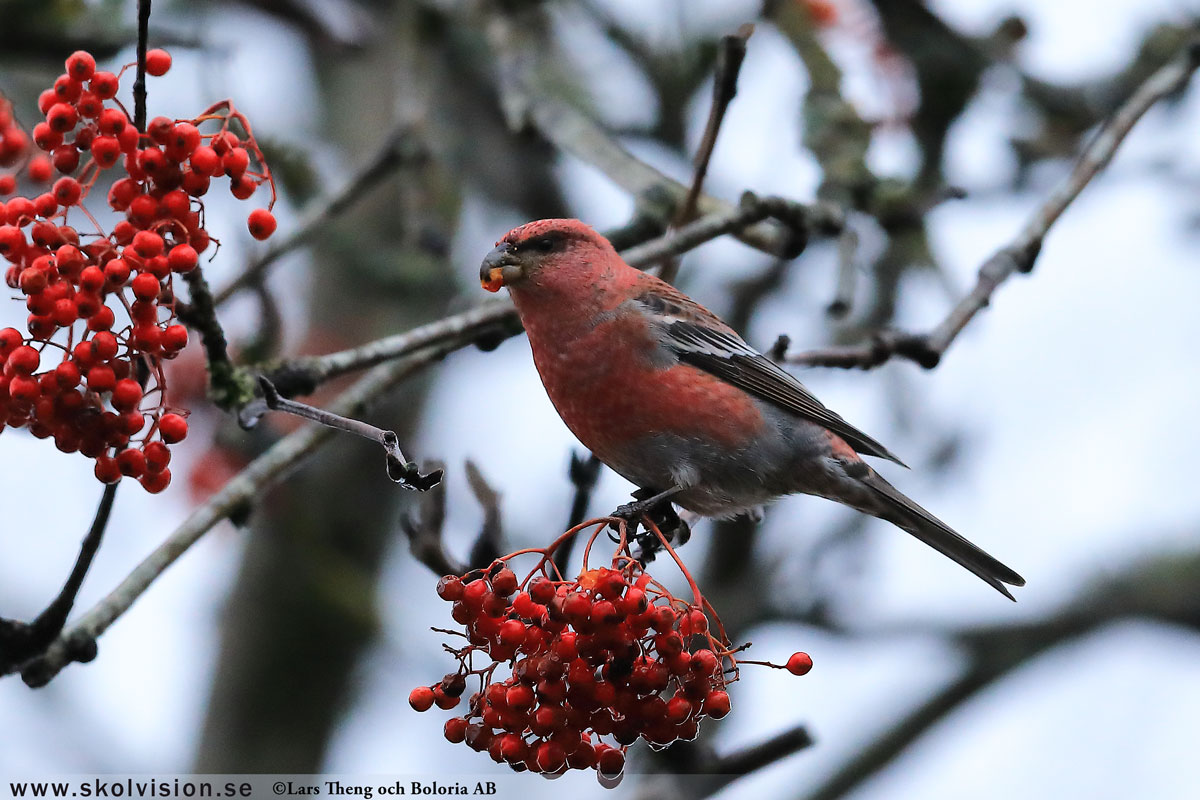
[0,484,117,675]
[659,24,753,284]
[787,41,1200,370]
[481,4,805,259]
[133,0,151,132]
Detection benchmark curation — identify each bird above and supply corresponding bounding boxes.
[480,218,1025,600]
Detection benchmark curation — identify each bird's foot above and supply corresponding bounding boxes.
[609,487,690,565]
[612,486,681,523]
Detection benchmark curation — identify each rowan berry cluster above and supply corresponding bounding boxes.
[409,518,812,786]
[0,48,276,491]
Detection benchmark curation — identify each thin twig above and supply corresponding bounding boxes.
[399,463,466,577]
[788,42,1200,370]
[0,484,117,675]
[133,0,151,132]
[552,452,602,578]
[481,4,804,258]
[465,460,504,569]
[702,724,815,790]
[659,24,754,284]
[213,125,428,307]
[257,377,441,490]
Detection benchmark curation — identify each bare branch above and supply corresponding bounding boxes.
[133,0,151,132]
[800,665,1001,800]
[788,42,1200,370]
[0,484,117,675]
[659,24,754,284]
[399,465,467,578]
[256,377,441,490]
[481,5,805,259]
[464,460,504,569]
[701,724,815,792]
[553,451,603,577]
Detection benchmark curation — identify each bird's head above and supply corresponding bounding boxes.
[480,219,613,293]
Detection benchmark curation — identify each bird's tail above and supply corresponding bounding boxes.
[858,471,1026,600]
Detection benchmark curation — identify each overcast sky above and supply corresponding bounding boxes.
[2,0,1199,797]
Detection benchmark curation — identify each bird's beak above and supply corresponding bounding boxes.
[480,244,522,292]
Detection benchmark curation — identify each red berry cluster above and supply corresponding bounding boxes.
[409,518,812,786]
[0,49,277,491]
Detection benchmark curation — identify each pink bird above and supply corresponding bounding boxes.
[481,219,1024,599]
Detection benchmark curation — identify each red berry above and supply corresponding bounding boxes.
[229,175,257,200]
[408,686,435,712]
[110,378,143,411]
[77,92,104,119]
[490,567,518,596]
[140,468,172,493]
[53,360,81,388]
[436,575,465,601]
[8,375,40,404]
[27,155,53,183]
[443,717,468,743]
[167,243,198,272]
[145,49,172,77]
[116,447,146,477]
[246,208,276,240]
[143,441,171,473]
[86,365,116,393]
[703,690,731,719]
[505,684,535,711]
[786,652,813,676]
[132,230,164,258]
[46,103,78,133]
[130,272,160,301]
[596,747,625,779]
[97,108,127,136]
[91,136,121,168]
[89,71,119,99]
[498,619,527,648]
[32,122,63,152]
[51,145,80,174]
[189,145,220,176]
[158,412,188,443]
[161,324,188,352]
[529,576,556,604]
[65,51,97,81]
[52,177,82,207]
[535,741,566,772]
[90,331,119,360]
[5,345,40,375]
[94,457,122,484]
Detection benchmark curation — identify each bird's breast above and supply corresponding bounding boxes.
[523,310,765,459]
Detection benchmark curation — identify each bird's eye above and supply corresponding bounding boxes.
[532,237,556,253]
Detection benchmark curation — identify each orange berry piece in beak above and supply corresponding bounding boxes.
[481,267,505,293]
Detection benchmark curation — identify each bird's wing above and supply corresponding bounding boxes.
[633,285,907,467]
